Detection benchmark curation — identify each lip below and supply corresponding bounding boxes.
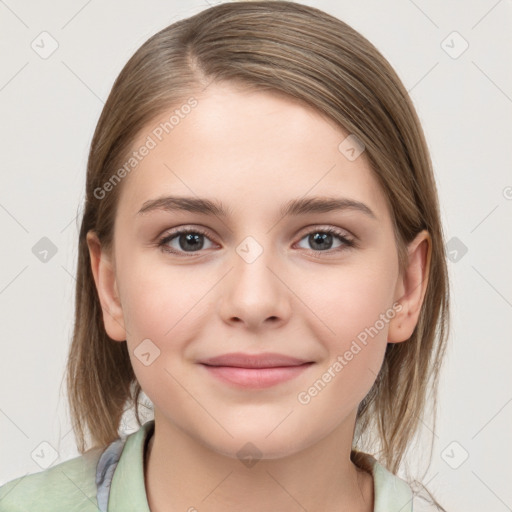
[198,352,314,389]
[199,352,312,368]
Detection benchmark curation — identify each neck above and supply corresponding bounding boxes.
[143,411,373,512]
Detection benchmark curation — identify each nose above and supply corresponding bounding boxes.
[217,237,292,331]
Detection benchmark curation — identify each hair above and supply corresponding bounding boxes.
[66,0,449,507]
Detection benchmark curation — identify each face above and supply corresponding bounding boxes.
[88,81,426,460]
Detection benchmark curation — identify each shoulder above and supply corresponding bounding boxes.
[353,452,447,512]
[0,446,103,512]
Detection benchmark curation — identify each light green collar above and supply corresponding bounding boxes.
[108,420,412,511]
[108,420,153,511]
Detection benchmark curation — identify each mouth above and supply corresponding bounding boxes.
[198,352,313,369]
[199,360,315,388]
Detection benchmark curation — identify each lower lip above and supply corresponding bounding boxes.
[200,363,314,388]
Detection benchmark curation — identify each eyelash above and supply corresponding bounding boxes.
[157,226,356,258]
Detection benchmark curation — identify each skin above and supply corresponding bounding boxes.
[87,81,430,512]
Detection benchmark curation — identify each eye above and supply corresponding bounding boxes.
[157,226,356,258]
[157,227,217,256]
[295,227,355,255]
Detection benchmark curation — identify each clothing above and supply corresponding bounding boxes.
[0,420,414,511]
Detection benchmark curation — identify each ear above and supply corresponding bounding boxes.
[388,230,431,343]
[86,230,127,342]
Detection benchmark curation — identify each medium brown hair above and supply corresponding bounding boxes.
[66,0,449,500]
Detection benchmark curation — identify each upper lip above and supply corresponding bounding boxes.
[199,352,312,368]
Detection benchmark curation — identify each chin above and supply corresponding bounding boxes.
[201,427,316,462]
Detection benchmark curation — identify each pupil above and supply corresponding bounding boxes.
[310,232,332,250]
[180,233,203,251]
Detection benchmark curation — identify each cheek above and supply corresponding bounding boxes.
[117,263,219,393]
[300,256,397,341]
[295,278,392,419]
[119,257,209,339]
[295,255,397,393]
[118,270,203,406]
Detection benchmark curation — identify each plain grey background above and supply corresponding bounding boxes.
[1,1,511,510]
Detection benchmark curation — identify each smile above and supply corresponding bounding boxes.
[199,362,314,389]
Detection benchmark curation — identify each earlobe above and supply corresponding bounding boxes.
[86,230,127,342]
[388,230,431,343]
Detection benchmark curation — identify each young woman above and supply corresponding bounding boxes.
[0,2,449,510]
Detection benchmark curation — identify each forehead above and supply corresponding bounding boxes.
[115,82,389,222]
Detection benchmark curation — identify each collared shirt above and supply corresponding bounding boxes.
[0,420,414,511]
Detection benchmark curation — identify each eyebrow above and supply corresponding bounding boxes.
[136,195,376,220]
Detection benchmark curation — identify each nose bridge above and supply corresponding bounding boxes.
[235,235,267,267]
[219,233,290,326]
[232,234,280,295]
